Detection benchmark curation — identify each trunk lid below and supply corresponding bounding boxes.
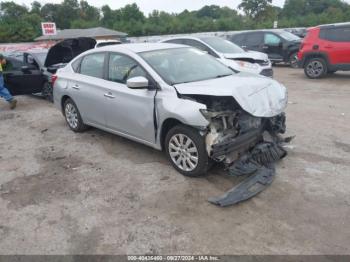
[44,37,96,67]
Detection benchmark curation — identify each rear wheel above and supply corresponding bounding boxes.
[165,125,209,177]
[289,52,299,68]
[63,98,88,132]
[304,58,327,79]
[42,82,53,102]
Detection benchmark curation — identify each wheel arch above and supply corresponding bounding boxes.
[160,118,183,151]
[61,95,72,115]
[301,52,331,68]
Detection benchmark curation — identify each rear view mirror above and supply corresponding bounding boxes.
[127,76,149,89]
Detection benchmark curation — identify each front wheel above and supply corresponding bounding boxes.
[304,58,327,79]
[165,125,210,177]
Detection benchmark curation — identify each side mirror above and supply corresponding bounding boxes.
[126,76,149,89]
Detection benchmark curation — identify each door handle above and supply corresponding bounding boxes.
[262,45,269,49]
[241,45,247,48]
[325,45,333,49]
[104,92,115,99]
[72,84,80,90]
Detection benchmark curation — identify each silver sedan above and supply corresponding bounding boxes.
[53,43,288,178]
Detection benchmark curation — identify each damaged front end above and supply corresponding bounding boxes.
[189,95,292,207]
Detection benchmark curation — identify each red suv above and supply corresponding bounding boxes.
[298,23,350,79]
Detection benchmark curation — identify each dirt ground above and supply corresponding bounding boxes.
[0,67,349,255]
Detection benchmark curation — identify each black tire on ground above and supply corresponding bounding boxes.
[304,57,328,79]
[165,124,210,177]
[289,52,299,68]
[42,82,53,102]
[63,98,88,132]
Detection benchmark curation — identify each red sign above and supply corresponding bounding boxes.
[41,22,57,36]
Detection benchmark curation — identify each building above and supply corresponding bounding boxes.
[35,27,128,42]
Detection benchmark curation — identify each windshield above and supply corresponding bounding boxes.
[279,31,300,41]
[140,47,234,85]
[200,37,245,54]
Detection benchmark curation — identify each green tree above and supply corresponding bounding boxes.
[238,0,272,19]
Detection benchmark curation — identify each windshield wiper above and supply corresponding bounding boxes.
[215,74,232,78]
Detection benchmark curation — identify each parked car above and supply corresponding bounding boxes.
[2,56,46,96]
[161,36,273,77]
[53,43,290,205]
[284,28,307,38]
[298,23,350,79]
[229,30,302,68]
[95,39,122,48]
[4,37,96,100]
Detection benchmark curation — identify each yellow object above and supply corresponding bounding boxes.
[0,63,2,72]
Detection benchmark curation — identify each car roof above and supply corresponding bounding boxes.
[162,35,223,42]
[96,43,188,53]
[231,29,286,35]
[319,22,350,29]
[24,49,48,54]
[96,39,121,43]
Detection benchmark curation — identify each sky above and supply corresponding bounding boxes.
[14,0,287,14]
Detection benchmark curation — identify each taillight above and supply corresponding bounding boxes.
[51,74,58,87]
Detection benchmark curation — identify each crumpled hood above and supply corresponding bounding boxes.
[223,51,268,61]
[45,37,96,67]
[174,73,287,118]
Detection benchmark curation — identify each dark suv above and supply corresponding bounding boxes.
[229,30,302,68]
[298,23,350,79]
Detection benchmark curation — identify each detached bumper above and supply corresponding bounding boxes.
[208,165,275,207]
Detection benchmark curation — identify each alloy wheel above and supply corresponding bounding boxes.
[65,103,79,129]
[306,60,324,78]
[168,134,199,172]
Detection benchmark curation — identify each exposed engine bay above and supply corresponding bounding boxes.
[183,94,293,207]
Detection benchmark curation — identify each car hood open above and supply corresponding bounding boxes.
[223,51,268,61]
[44,37,96,67]
[174,73,288,118]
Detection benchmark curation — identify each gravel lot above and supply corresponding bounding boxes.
[0,67,349,255]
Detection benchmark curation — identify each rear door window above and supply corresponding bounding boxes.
[231,34,246,45]
[264,33,282,46]
[182,39,219,58]
[80,53,106,79]
[245,33,263,46]
[320,27,350,42]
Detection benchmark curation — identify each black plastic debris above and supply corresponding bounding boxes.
[208,165,275,207]
[208,141,288,207]
[228,155,259,176]
[251,142,287,165]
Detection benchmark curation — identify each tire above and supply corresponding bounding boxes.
[289,52,299,68]
[304,57,328,79]
[63,98,88,132]
[165,124,210,177]
[42,82,53,102]
[328,70,337,74]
